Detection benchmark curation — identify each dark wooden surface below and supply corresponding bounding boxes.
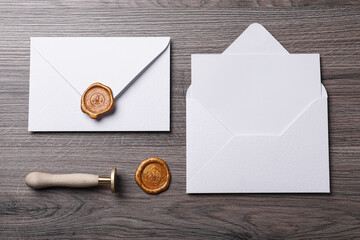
[1,1,360,239]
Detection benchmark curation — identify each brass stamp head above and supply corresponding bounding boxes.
[135,157,171,194]
[98,167,117,193]
[81,82,114,119]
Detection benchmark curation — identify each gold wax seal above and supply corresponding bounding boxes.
[81,82,114,119]
[135,157,171,194]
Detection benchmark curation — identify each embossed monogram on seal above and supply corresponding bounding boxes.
[135,157,171,194]
[81,82,114,119]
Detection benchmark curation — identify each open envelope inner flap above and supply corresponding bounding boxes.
[191,54,321,135]
[31,37,170,98]
[223,23,289,55]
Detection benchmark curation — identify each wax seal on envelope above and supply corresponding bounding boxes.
[81,82,114,119]
[135,157,170,194]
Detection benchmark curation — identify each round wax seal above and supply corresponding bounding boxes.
[81,82,114,119]
[135,157,171,194]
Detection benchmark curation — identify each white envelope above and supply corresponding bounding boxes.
[187,23,330,193]
[29,37,170,131]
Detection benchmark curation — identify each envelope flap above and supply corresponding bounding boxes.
[188,24,288,104]
[31,37,170,97]
[223,23,288,55]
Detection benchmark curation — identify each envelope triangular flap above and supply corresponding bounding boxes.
[187,23,288,98]
[31,37,170,97]
[223,23,288,55]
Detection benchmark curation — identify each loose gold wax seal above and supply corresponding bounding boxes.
[81,82,114,119]
[135,157,171,194]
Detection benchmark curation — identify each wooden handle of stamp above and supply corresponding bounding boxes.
[25,172,99,189]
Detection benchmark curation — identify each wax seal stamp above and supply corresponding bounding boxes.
[25,167,118,193]
[81,82,114,119]
[135,157,170,194]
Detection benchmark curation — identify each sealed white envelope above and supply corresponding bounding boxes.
[187,23,330,193]
[29,37,170,131]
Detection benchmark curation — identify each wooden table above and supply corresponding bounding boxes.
[1,1,359,239]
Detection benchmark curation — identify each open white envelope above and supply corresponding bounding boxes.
[187,23,330,193]
[29,37,170,131]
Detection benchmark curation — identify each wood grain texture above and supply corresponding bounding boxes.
[0,1,360,239]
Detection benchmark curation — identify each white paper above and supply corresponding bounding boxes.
[29,37,170,131]
[191,54,321,135]
[186,23,330,193]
